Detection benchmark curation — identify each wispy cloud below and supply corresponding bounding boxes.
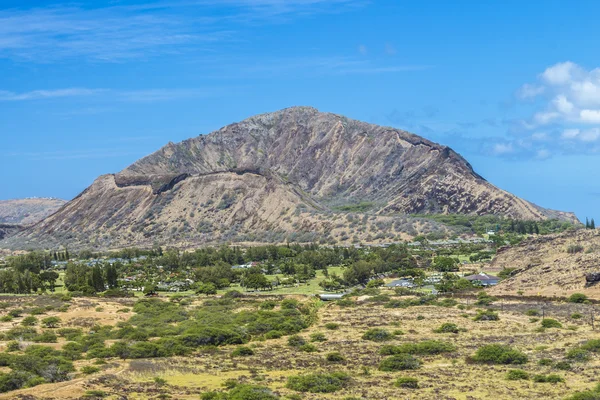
[0,88,104,101]
[0,87,233,103]
[236,56,431,77]
[0,1,367,62]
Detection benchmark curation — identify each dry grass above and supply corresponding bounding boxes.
[1,294,600,399]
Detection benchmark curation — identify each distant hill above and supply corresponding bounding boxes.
[490,229,600,299]
[0,198,66,225]
[2,107,579,250]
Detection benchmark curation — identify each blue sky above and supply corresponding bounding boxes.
[1,0,599,221]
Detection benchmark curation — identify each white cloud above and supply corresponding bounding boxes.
[519,62,600,128]
[561,128,580,139]
[579,109,600,124]
[559,127,600,142]
[491,143,514,155]
[541,61,581,85]
[517,83,545,99]
[0,88,104,101]
[552,95,574,114]
[0,1,365,62]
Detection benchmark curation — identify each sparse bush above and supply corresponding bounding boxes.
[506,369,529,380]
[231,346,254,357]
[538,358,554,366]
[473,310,499,321]
[286,372,350,393]
[434,323,459,334]
[525,309,540,316]
[541,318,562,329]
[310,332,327,342]
[567,245,584,254]
[380,340,455,356]
[554,361,572,370]
[571,313,583,319]
[532,374,564,383]
[299,344,318,353]
[41,316,61,328]
[287,335,306,347]
[21,316,38,326]
[379,354,421,371]
[362,328,392,342]
[326,352,345,362]
[81,366,100,375]
[324,323,339,330]
[260,301,277,310]
[395,377,419,388]
[566,348,591,362]
[471,344,528,365]
[569,293,588,303]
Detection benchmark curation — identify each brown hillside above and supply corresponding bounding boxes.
[489,229,600,299]
[2,107,579,250]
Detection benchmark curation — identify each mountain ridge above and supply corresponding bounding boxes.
[1,107,579,250]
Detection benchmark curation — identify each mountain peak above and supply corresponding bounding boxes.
[2,108,579,250]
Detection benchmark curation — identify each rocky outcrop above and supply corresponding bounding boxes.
[1,107,580,250]
[490,229,600,299]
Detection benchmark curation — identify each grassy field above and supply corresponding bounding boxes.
[1,291,599,399]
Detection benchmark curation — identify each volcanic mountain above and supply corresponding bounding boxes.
[2,107,578,249]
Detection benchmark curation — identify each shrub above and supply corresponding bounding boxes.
[32,331,58,343]
[569,293,588,303]
[231,346,254,357]
[259,301,277,310]
[28,307,45,315]
[580,339,600,353]
[362,328,393,342]
[21,316,38,327]
[83,390,108,398]
[532,374,564,383]
[281,299,299,310]
[81,366,100,375]
[395,377,419,388]
[380,340,455,356]
[310,332,327,342]
[554,361,572,370]
[228,384,279,400]
[326,352,345,362]
[264,330,283,339]
[541,319,562,329]
[8,309,23,317]
[475,292,496,306]
[0,316,12,322]
[379,354,421,371]
[571,313,583,319]
[287,335,306,347]
[525,309,540,316]
[566,348,591,362]
[41,316,61,328]
[286,372,350,393]
[473,310,499,321]
[324,323,339,330]
[567,245,584,254]
[506,369,529,380]
[434,323,459,334]
[299,344,318,353]
[471,344,528,365]
[565,384,600,400]
[538,358,554,366]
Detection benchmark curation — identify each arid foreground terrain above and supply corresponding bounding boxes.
[0,291,599,400]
